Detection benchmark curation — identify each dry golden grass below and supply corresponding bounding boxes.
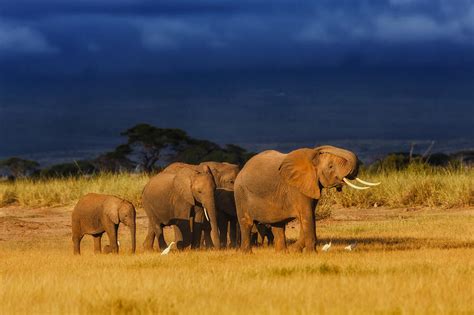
[320,166,474,209]
[1,208,473,314]
[0,166,473,313]
[1,167,472,210]
[0,173,150,208]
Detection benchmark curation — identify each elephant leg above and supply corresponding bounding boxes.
[229,218,238,248]
[173,225,182,246]
[104,223,119,254]
[72,233,83,255]
[300,205,316,252]
[191,222,202,249]
[194,207,213,249]
[175,220,192,250]
[93,234,102,254]
[290,221,305,253]
[266,226,274,246]
[235,222,241,247]
[202,220,212,248]
[217,215,228,248]
[192,209,204,249]
[235,187,252,252]
[238,218,253,253]
[251,232,258,246]
[272,224,287,252]
[143,220,156,251]
[153,224,167,250]
[256,223,268,246]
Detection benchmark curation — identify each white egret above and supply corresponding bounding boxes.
[345,242,357,251]
[161,241,176,256]
[322,242,332,252]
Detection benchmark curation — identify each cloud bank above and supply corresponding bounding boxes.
[1,0,474,72]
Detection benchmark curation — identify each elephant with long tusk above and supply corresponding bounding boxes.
[234,145,381,253]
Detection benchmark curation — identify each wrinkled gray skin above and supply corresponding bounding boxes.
[71,193,136,255]
[234,146,359,252]
[142,166,220,250]
[146,161,241,249]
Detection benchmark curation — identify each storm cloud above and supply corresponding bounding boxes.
[1,0,473,159]
[2,0,474,73]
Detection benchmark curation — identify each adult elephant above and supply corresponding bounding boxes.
[234,145,380,252]
[164,161,240,248]
[142,165,220,250]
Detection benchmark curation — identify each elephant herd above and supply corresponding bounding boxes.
[71,145,380,254]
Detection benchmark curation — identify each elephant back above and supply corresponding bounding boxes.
[237,150,285,198]
[142,172,176,213]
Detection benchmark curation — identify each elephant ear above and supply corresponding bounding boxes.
[103,198,120,224]
[173,169,196,205]
[201,164,217,184]
[279,148,320,199]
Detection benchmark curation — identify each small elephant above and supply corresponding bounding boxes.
[71,193,136,255]
[251,223,274,247]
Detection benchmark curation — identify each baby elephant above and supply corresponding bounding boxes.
[71,193,136,255]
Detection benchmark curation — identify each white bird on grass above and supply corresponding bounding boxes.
[161,242,175,256]
[345,242,357,251]
[322,242,332,252]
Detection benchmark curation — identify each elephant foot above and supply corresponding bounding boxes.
[303,246,318,254]
[103,245,112,254]
[289,239,304,253]
[289,244,303,253]
[103,245,118,254]
[240,246,253,254]
[143,245,154,252]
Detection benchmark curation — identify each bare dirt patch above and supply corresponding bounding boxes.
[1,205,472,245]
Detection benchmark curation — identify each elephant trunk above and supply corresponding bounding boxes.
[204,200,220,250]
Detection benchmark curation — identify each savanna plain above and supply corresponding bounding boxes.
[0,167,473,314]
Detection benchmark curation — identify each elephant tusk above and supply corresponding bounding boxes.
[343,178,370,190]
[355,177,381,186]
[203,207,210,221]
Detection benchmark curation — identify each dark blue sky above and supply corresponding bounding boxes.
[1,0,474,159]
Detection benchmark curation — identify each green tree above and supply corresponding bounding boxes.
[0,157,40,178]
[119,124,190,172]
[90,123,255,173]
[93,144,135,172]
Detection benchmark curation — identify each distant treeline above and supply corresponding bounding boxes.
[0,123,473,179]
[0,124,254,179]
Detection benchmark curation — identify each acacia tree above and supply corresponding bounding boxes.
[100,123,255,173]
[119,124,191,172]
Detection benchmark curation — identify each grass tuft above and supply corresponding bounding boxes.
[0,167,472,210]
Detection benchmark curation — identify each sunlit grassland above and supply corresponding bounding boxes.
[1,167,472,210]
[1,210,473,314]
[0,173,150,208]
